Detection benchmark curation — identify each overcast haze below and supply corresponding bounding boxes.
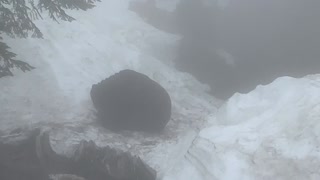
[132,0,320,98]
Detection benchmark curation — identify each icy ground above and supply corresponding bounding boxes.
[1,0,320,180]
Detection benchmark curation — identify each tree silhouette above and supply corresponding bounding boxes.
[0,0,100,78]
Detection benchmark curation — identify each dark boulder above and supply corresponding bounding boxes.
[90,69,172,132]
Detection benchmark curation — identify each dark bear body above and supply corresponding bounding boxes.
[90,69,171,132]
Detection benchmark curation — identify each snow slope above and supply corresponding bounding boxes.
[0,0,220,179]
[163,75,320,180]
[2,0,320,179]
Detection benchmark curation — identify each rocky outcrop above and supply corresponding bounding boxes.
[0,129,156,180]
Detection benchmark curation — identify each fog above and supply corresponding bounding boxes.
[130,0,320,99]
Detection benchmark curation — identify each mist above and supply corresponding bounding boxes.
[130,0,320,99]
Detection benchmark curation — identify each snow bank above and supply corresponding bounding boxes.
[164,75,320,180]
[0,0,220,178]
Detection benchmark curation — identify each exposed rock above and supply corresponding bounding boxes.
[0,129,156,180]
[91,69,172,132]
[0,129,51,180]
[73,140,157,180]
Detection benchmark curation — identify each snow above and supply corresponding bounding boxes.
[0,0,219,179]
[1,0,320,179]
[163,75,320,180]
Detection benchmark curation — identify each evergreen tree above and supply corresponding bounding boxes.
[0,0,100,78]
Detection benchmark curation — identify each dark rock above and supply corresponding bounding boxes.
[0,129,157,180]
[73,140,157,180]
[90,69,172,132]
[0,129,51,180]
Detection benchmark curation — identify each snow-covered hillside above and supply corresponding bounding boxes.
[1,0,320,180]
[0,0,219,179]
